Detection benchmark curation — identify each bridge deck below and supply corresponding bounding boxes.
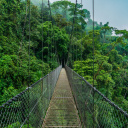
[42,68,81,128]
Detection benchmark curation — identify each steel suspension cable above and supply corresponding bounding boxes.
[18,0,28,68]
[92,0,95,127]
[54,21,58,65]
[42,0,44,77]
[67,0,77,68]
[76,43,77,61]
[73,0,77,68]
[75,7,78,62]
[28,0,31,127]
[73,40,74,68]
[80,0,83,75]
[21,1,28,44]
[48,0,57,67]
[55,22,60,65]
[41,0,44,119]
[53,18,59,65]
[47,0,50,66]
[49,0,60,66]
[80,4,83,125]
[75,19,78,62]
[48,0,54,68]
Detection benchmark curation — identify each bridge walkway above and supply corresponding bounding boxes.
[42,68,81,128]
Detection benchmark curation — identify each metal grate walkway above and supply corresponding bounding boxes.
[42,68,81,128]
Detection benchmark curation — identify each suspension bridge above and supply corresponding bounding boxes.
[0,65,128,127]
[0,0,128,128]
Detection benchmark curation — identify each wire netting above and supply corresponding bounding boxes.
[65,65,128,128]
[0,65,62,128]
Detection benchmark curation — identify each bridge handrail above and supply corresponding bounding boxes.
[70,66,128,117]
[0,65,62,128]
[65,65,128,127]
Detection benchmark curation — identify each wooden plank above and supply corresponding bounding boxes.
[42,68,81,128]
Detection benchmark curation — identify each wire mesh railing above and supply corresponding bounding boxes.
[65,65,128,128]
[0,65,62,128]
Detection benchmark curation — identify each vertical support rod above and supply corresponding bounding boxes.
[28,0,31,127]
[92,0,95,127]
[41,0,44,121]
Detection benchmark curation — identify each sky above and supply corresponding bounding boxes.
[49,0,128,30]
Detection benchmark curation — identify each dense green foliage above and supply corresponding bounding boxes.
[72,19,128,112]
[0,0,128,116]
[0,0,60,105]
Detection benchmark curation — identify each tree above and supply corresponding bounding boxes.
[100,22,113,43]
